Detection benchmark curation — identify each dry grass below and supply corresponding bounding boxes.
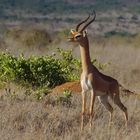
[0,40,140,139]
[0,85,140,140]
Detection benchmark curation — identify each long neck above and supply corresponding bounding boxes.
[79,37,92,72]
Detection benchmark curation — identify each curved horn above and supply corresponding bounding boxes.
[80,10,96,32]
[76,14,90,31]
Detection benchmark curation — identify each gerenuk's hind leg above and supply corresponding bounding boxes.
[98,95,113,126]
[111,88,128,126]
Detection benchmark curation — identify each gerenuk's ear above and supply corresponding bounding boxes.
[70,29,75,34]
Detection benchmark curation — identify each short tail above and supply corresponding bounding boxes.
[119,83,140,98]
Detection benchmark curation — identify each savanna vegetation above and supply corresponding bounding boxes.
[0,0,140,140]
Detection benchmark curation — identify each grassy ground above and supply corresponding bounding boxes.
[0,42,140,140]
[0,84,140,140]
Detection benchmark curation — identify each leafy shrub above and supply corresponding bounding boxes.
[57,48,80,81]
[0,49,79,89]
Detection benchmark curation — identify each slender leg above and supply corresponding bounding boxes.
[98,96,113,126]
[81,91,86,130]
[112,92,128,126]
[89,89,96,128]
[114,96,128,126]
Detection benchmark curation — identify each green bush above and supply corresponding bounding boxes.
[0,49,79,89]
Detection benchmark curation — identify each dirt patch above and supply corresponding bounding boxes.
[52,81,81,93]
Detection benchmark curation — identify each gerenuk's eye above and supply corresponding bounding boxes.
[75,35,81,39]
